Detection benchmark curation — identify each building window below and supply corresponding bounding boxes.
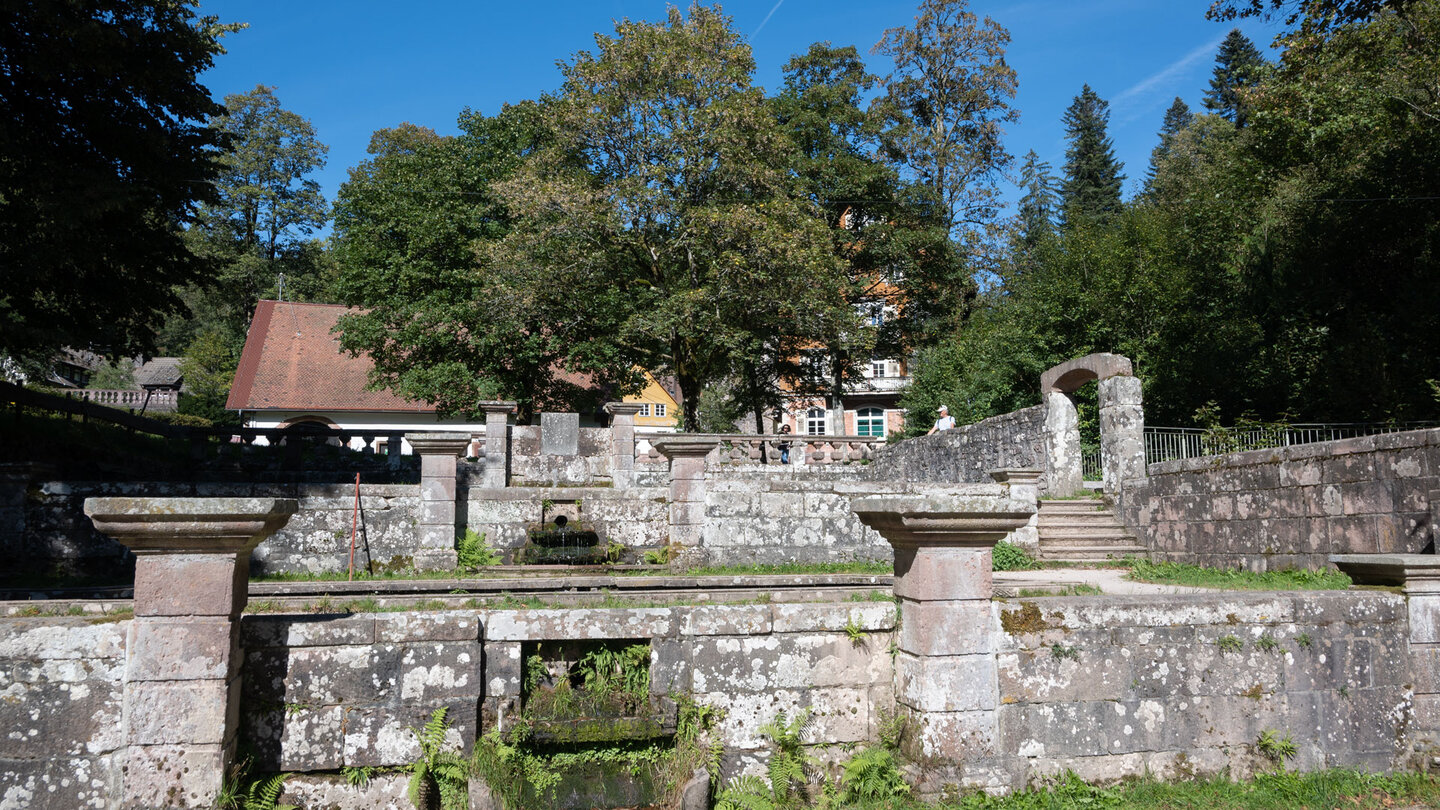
[871,360,887,378]
[654,403,666,417]
[637,403,651,417]
[857,407,885,437]
[805,407,828,435]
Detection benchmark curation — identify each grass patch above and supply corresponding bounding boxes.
[848,769,1440,809]
[1126,559,1351,591]
[1017,584,1103,597]
[679,561,892,577]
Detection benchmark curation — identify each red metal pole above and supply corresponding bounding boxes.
[348,472,360,581]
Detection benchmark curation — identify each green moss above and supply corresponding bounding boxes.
[1000,602,1063,634]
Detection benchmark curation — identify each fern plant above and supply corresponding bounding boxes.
[838,747,910,803]
[218,757,296,810]
[760,709,816,806]
[715,774,776,810]
[408,708,470,810]
[457,529,501,568]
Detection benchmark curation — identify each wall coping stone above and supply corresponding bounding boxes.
[604,402,644,416]
[1331,553,1440,590]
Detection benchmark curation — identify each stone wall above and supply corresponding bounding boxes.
[235,602,897,782]
[1120,428,1440,570]
[865,406,1047,489]
[995,591,1410,782]
[0,618,129,810]
[239,612,483,772]
[507,426,613,486]
[0,589,1424,807]
[465,486,670,556]
[702,476,903,565]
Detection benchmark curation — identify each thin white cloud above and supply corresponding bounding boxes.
[1112,33,1226,124]
[749,0,785,41]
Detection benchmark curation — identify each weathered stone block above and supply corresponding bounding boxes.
[896,652,995,712]
[122,744,226,809]
[126,619,238,681]
[898,600,993,656]
[892,547,990,602]
[134,553,247,617]
[482,608,676,641]
[377,612,481,643]
[682,606,772,637]
[242,616,377,648]
[125,679,233,746]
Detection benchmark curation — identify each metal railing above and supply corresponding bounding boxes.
[1081,447,1102,481]
[1144,422,1440,465]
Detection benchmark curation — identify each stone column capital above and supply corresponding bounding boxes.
[604,402,644,417]
[84,497,297,556]
[652,436,724,460]
[988,468,1043,486]
[851,495,1033,551]
[477,401,517,416]
[405,432,472,456]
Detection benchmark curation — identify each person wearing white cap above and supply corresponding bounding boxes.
[926,404,956,435]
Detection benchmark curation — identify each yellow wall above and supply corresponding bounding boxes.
[624,373,679,429]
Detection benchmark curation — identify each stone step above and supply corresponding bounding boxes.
[1037,516,1127,527]
[1036,527,1134,539]
[1042,549,1148,563]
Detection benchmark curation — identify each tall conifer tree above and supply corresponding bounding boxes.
[1015,150,1059,252]
[1203,29,1266,127]
[1144,97,1194,190]
[1060,84,1125,225]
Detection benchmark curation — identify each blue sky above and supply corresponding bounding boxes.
[196,1,1281,225]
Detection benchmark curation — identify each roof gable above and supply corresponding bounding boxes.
[226,301,433,413]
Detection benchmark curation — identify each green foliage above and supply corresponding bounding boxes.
[1050,644,1080,661]
[1128,559,1352,591]
[761,709,817,805]
[407,708,470,810]
[1217,634,1245,653]
[991,541,1040,572]
[1255,634,1280,652]
[456,529,501,569]
[1257,729,1299,764]
[1204,28,1268,127]
[1295,632,1314,649]
[88,359,136,390]
[843,615,868,644]
[219,758,296,810]
[0,0,233,364]
[342,765,374,788]
[838,746,911,804]
[1060,84,1125,226]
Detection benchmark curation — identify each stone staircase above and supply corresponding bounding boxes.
[1036,498,1148,563]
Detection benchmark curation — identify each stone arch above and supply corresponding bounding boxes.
[276,415,346,448]
[1040,353,1145,498]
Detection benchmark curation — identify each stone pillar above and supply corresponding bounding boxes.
[989,469,1042,555]
[605,402,643,489]
[1098,375,1146,501]
[407,432,470,570]
[852,493,1033,793]
[1043,391,1082,496]
[653,436,722,565]
[83,497,297,809]
[479,401,516,489]
[1331,554,1440,754]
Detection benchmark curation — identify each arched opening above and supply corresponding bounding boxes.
[1039,353,1145,497]
[856,407,886,438]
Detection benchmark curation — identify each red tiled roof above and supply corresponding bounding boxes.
[227,301,433,413]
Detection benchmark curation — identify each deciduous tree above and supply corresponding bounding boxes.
[490,5,839,430]
[0,0,232,367]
